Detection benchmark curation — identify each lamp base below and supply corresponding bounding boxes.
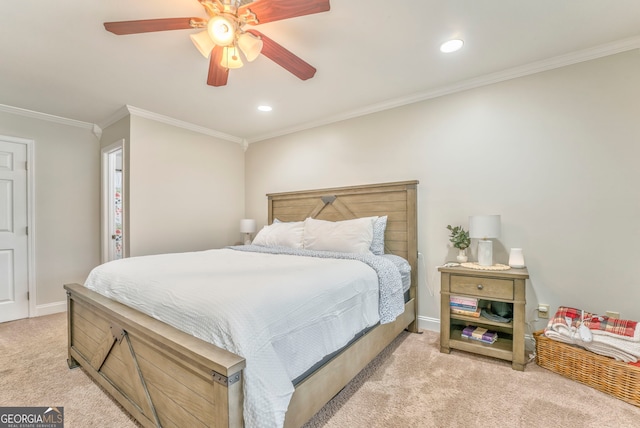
[477,240,493,266]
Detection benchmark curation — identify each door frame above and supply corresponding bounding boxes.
[0,134,35,318]
[101,140,125,263]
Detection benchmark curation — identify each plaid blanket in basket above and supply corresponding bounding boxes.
[549,306,639,340]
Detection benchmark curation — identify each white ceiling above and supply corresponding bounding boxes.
[1,0,640,143]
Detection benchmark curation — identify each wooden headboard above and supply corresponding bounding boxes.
[267,180,419,319]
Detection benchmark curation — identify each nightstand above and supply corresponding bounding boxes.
[439,265,529,371]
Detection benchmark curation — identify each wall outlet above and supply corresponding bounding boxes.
[606,311,620,319]
[538,304,550,319]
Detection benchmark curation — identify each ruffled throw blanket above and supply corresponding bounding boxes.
[544,306,640,363]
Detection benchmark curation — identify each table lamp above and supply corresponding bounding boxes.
[240,219,256,245]
[469,215,501,266]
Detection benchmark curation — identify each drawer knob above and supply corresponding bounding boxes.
[477,284,483,290]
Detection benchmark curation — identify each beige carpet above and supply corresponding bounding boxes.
[2,313,640,427]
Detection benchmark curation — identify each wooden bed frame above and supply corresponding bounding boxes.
[65,180,418,428]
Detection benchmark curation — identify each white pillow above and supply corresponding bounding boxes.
[303,217,375,254]
[252,221,304,249]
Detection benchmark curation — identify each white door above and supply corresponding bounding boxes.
[0,138,29,322]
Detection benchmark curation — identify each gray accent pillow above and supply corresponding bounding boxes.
[370,215,387,255]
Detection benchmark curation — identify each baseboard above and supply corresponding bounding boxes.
[418,315,440,333]
[34,301,66,317]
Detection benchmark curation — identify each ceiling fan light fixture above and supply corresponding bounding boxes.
[208,15,236,46]
[440,39,464,53]
[221,45,244,69]
[190,30,215,58]
[102,0,330,87]
[237,32,263,62]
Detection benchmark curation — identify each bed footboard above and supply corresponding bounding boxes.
[64,283,246,428]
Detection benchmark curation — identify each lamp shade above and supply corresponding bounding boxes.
[237,32,263,62]
[240,219,256,234]
[190,30,215,58]
[469,215,501,239]
[221,46,244,69]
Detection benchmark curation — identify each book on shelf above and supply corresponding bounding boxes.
[450,307,481,317]
[473,335,498,344]
[471,327,488,339]
[461,325,477,337]
[450,296,479,307]
[461,325,498,344]
[471,336,497,345]
[450,302,478,311]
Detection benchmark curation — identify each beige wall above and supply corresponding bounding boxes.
[128,116,245,256]
[100,116,130,150]
[0,112,101,308]
[245,51,640,329]
[0,110,245,315]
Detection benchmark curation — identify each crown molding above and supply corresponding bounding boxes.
[0,103,101,139]
[100,105,243,145]
[246,36,640,144]
[97,105,130,130]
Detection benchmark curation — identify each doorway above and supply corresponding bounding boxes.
[0,136,34,322]
[101,140,125,263]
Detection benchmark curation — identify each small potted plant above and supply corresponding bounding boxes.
[447,225,470,262]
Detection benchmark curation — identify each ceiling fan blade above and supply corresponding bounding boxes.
[104,18,205,35]
[239,0,330,25]
[207,46,229,87]
[247,30,316,81]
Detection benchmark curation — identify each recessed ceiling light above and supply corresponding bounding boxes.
[440,39,464,53]
[257,105,272,112]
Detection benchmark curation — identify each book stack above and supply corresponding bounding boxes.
[461,326,498,344]
[450,295,481,317]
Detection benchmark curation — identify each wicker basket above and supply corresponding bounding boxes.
[533,330,640,407]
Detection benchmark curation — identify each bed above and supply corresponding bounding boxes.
[64,180,419,427]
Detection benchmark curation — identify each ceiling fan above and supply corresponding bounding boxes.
[104,0,330,87]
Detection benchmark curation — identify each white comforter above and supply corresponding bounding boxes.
[84,248,389,427]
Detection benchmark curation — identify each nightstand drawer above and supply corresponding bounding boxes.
[450,275,513,300]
